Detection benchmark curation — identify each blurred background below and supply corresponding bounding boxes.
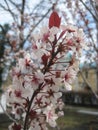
[0,0,98,130]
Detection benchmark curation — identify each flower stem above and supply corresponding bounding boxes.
[23,83,42,130]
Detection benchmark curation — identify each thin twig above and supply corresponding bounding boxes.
[80,0,98,22]
[22,7,52,48]
[30,0,44,15]
[0,25,6,33]
[90,0,98,18]
[8,0,21,12]
[79,70,98,100]
[23,83,43,130]
[4,0,16,22]
[0,97,17,123]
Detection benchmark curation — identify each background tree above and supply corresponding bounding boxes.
[0,24,10,89]
[0,0,98,93]
[75,0,98,92]
[55,0,98,92]
[0,0,55,89]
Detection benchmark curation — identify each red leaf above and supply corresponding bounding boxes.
[49,11,61,28]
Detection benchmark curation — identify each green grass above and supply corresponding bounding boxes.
[0,122,11,130]
[1,106,98,130]
[56,106,98,129]
[57,111,95,128]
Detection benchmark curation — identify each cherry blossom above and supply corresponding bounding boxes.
[6,11,85,130]
[43,104,58,127]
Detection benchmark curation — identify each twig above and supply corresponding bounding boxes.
[8,0,21,12]
[22,7,52,48]
[79,70,98,100]
[0,25,6,34]
[80,0,98,22]
[4,0,16,22]
[0,97,17,123]
[23,83,43,130]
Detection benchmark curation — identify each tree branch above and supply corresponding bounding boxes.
[30,0,44,15]
[0,25,6,34]
[21,7,52,48]
[2,0,16,22]
[8,0,21,12]
[4,0,16,21]
[21,0,25,26]
[90,0,98,18]
[79,70,98,100]
[0,96,17,123]
[80,0,98,22]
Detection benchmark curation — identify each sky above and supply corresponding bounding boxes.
[0,0,40,24]
[0,0,97,65]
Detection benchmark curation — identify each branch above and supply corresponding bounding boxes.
[24,83,43,130]
[2,0,16,22]
[21,7,52,48]
[90,0,98,18]
[80,0,98,22]
[30,0,44,15]
[22,0,59,48]
[8,0,21,12]
[0,96,17,123]
[24,24,60,129]
[0,3,8,11]
[79,11,95,46]
[21,0,26,26]
[0,25,6,34]
[4,0,16,22]
[79,70,98,100]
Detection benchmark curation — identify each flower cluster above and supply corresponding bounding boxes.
[6,12,85,130]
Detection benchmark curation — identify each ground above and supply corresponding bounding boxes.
[0,105,98,130]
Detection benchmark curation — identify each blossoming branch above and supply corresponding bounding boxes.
[6,11,85,130]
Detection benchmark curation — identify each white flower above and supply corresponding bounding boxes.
[50,27,59,35]
[6,21,85,130]
[58,111,64,117]
[18,53,33,74]
[44,104,58,127]
[62,67,77,90]
[47,86,62,104]
[7,75,33,109]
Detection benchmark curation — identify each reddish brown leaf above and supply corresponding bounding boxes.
[49,11,61,28]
